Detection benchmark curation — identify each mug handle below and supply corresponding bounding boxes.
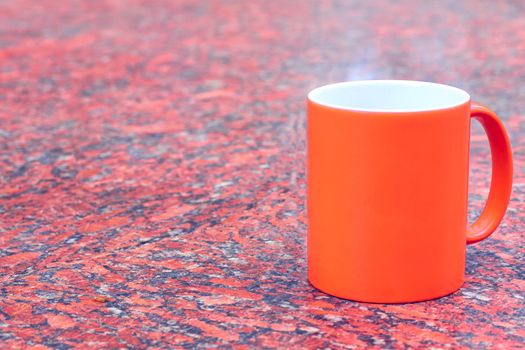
[467,103,513,244]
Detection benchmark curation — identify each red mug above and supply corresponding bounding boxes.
[307,80,513,303]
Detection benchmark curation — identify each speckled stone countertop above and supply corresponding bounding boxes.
[0,0,524,348]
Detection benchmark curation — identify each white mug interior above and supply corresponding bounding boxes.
[307,80,471,112]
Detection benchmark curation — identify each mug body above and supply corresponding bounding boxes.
[307,80,471,303]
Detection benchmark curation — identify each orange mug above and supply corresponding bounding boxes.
[307,80,513,303]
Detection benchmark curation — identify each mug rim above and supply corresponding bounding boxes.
[307,80,471,113]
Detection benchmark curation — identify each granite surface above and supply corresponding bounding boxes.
[0,0,524,348]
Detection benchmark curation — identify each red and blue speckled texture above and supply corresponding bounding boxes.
[1,0,524,348]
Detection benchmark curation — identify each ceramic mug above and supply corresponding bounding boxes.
[307,80,512,303]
